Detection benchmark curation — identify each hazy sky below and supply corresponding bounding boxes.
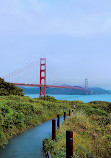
[0,0,111,89]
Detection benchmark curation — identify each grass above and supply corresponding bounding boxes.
[43,101,111,158]
[0,95,74,148]
[0,95,111,157]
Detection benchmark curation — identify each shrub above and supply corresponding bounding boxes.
[38,95,57,102]
[0,78,24,96]
[86,108,108,116]
[0,131,7,147]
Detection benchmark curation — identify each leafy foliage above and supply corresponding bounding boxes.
[43,101,111,158]
[38,95,57,102]
[0,78,24,96]
[0,95,73,147]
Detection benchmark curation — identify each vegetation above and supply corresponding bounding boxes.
[0,78,24,96]
[0,95,73,147]
[0,80,111,157]
[1,78,110,157]
[43,101,111,158]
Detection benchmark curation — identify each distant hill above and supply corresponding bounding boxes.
[22,86,111,95]
[90,87,111,94]
[0,78,24,96]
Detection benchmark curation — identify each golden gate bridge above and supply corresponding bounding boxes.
[2,58,89,97]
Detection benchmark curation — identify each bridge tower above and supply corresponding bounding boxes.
[85,78,88,95]
[39,58,46,97]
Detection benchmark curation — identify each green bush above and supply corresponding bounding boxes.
[0,95,74,147]
[38,95,57,102]
[0,131,7,147]
[43,101,111,158]
[0,78,24,96]
[86,108,108,116]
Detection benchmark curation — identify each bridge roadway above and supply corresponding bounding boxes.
[11,83,86,91]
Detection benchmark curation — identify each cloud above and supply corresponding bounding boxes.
[0,0,111,37]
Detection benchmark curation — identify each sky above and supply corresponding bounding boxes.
[0,0,111,89]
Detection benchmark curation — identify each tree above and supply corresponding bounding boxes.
[0,78,24,96]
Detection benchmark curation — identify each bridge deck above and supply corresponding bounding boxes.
[11,83,87,91]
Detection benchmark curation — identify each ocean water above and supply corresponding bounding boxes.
[25,94,111,103]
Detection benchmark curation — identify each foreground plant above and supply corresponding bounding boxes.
[43,102,111,158]
[0,95,74,147]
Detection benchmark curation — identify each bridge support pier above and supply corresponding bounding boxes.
[39,58,46,97]
[85,78,88,95]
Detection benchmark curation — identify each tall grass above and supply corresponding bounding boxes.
[0,95,73,147]
[43,101,111,158]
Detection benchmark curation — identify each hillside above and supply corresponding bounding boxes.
[43,101,111,158]
[0,78,24,96]
[22,86,111,95]
[90,87,111,94]
[0,95,73,147]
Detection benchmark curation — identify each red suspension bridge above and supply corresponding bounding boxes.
[2,58,89,97]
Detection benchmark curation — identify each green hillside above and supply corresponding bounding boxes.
[43,101,111,158]
[0,78,24,96]
[0,95,73,147]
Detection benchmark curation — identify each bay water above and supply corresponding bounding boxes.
[25,94,111,103]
